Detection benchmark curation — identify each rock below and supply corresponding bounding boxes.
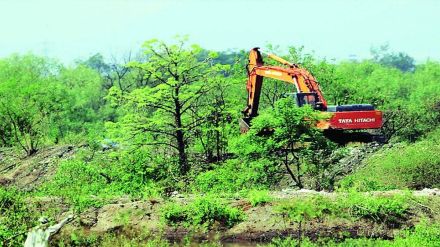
[80,208,98,227]
[415,188,440,196]
[90,200,159,233]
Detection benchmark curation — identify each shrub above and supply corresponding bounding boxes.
[329,221,440,246]
[39,158,109,212]
[246,189,273,206]
[39,147,165,211]
[268,237,316,247]
[341,192,410,226]
[0,188,37,246]
[276,192,411,227]
[268,222,440,246]
[161,195,245,229]
[277,196,336,224]
[194,159,276,194]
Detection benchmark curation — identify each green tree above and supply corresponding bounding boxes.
[56,65,106,140]
[232,98,336,189]
[371,44,415,72]
[0,55,67,155]
[108,38,227,177]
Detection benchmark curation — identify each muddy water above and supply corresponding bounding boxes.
[224,242,268,247]
[185,241,269,247]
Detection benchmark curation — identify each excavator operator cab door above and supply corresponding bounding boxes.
[282,92,323,110]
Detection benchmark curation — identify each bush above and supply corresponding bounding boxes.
[268,222,440,246]
[246,189,273,206]
[277,196,335,224]
[341,192,410,226]
[268,237,316,247]
[276,192,411,226]
[0,188,37,246]
[194,159,277,194]
[39,157,109,212]
[330,221,440,246]
[39,147,165,211]
[161,195,245,229]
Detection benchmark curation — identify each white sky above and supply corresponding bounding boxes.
[0,0,439,63]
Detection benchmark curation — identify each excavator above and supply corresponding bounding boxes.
[240,47,383,143]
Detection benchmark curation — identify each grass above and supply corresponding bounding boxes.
[276,192,413,226]
[266,221,440,246]
[339,129,440,191]
[246,189,273,206]
[161,194,245,230]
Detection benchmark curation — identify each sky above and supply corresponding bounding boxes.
[0,0,439,64]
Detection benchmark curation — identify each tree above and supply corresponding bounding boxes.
[78,53,110,74]
[232,98,337,189]
[0,55,67,155]
[371,44,415,72]
[56,65,106,139]
[108,38,227,177]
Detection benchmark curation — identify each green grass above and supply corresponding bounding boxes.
[339,129,440,191]
[246,189,273,206]
[276,192,412,226]
[161,194,245,230]
[0,188,38,246]
[266,221,440,246]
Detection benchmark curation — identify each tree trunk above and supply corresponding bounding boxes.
[174,90,189,176]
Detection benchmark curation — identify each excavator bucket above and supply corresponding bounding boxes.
[239,118,251,133]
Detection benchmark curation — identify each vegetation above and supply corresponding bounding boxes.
[340,129,440,191]
[161,195,245,229]
[246,189,273,206]
[0,188,37,246]
[267,222,440,246]
[1,38,440,245]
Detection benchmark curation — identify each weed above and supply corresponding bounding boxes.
[161,194,245,230]
[247,189,273,206]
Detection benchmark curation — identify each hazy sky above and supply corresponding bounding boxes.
[0,0,439,63]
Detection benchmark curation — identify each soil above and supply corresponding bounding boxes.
[43,189,438,244]
[0,145,75,190]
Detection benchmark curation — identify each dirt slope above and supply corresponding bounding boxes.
[0,145,75,190]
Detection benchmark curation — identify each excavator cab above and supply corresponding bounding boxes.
[282,92,324,110]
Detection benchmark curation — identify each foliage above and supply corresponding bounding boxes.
[107,38,230,177]
[267,222,440,246]
[371,44,415,72]
[339,129,440,191]
[276,192,411,226]
[194,158,277,194]
[161,195,245,229]
[38,147,166,211]
[246,189,273,206]
[0,188,37,246]
[231,98,338,189]
[0,55,66,155]
[0,54,107,155]
[277,196,335,224]
[342,192,410,226]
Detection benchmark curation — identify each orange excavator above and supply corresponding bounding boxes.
[240,48,383,142]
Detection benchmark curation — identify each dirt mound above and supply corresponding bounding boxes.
[0,145,75,190]
[44,189,438,245]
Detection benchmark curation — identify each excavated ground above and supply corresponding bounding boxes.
[36,188,439,245]
[0,145,75,189]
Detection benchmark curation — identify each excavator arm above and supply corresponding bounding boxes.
[243,47,327,119]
